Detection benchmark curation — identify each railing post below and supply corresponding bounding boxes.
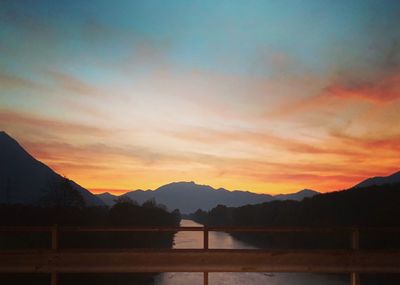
[51,224,59,285]
[203,225,209,249]
[351,273,360,285]
[351,228,359,250]
[51,224,59,250]
[350,228,360,285]
[51,272,58,285]
[203,272,209,285]
[203,225,209,285]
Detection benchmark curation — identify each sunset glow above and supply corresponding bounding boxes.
[1,1,399,194]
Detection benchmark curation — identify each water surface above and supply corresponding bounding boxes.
[155,219,347,285]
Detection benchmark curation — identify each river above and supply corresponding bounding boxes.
[154,219,348,285]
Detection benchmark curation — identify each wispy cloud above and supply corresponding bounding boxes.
[0,72,49,92]
[48,71,104,97]
[0,110,109,136]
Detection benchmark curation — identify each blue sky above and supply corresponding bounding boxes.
[2,0,399,74]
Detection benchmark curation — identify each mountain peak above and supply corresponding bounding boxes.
[0,131,16,141]
[0,131,37,163]
[297,189,318,194]
[273,189,319,201]
[156,181,213,192]
[98,192,113,196]
[0,131,17,144]
[0,131,29,157]
[173,181,196,185]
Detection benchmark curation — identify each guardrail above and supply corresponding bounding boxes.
[1,225,400,285]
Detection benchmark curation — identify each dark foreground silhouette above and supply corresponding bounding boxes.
[0,198,181,285]
[190,182,400,284]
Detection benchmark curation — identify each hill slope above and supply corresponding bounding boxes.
[196,181,400,229]
[353,171,400,188]
[0,131,104,206]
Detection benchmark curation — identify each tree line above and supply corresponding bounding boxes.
[190,183,400,249]
[0,179,181,285]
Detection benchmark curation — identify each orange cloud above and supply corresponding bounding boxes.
[269,71,400,119]
[330,131,400,152]
[169,126,366,158]
[325,74,400,103]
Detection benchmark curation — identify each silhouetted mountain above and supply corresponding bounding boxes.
[97,181,319,213]
[98,170,400,213]
[274,189,319,201]
[353,171,400,188]
[97,192,118,205]
[0,131,104,206]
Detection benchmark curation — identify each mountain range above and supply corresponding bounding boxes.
[98,169,400,213]
[97,183,319,213]
[1,131,399,213]
[97,172,400,213]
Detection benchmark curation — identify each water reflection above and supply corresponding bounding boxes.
[155,220,347,285]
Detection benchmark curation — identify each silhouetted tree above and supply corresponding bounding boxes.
[171,209,181,224]
[0,193,181,285]
[40,177,85,208]
[200,183,400,251]
[114,196,138,205]
[190,208,208,224]
[142,198,157,208]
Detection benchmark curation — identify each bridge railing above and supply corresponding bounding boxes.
[1,225,400,285]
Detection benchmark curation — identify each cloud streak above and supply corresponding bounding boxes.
[0,110,108,136]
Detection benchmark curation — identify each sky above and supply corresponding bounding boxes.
[0,0,400,195]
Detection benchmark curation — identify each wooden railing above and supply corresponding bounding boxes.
[1,225,400,285]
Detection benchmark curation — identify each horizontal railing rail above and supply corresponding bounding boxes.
[2,248,400,272]
[1,225,400,285]
[2,225,400,232]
